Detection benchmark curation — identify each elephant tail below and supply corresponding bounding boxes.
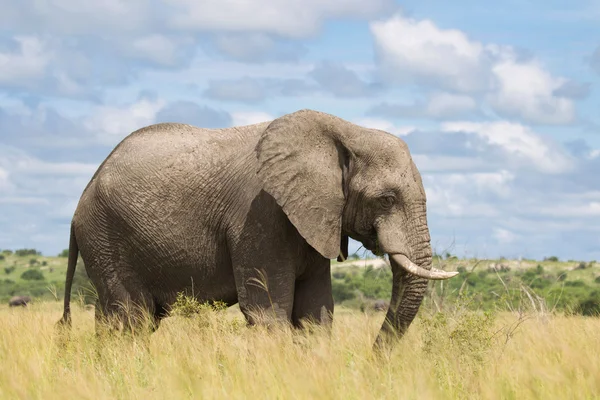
[57,223,79,328]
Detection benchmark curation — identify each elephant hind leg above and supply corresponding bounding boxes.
[94,283,159,336]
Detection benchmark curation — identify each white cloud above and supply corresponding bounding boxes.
[0,167,13,191]
[230,111,274,126]
[0,1,153,35]
[422,170,514,218]
[538,202,600,218]
[493,228,517,244]
[412,155,488,173]
[489,59,575,125]
[370,13,577,125]
[370,14,488,92]
[130,34,185,67]
[167,0,395,37]
[0,197,50,205]
[84,97,167,141]
[441,121,573,173]
[424,174,501,218]
[425,92,477,118]
[0,146,98,177]
[0,36,50,85]
[353,118,415,136]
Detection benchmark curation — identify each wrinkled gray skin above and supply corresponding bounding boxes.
[58,109,457,347]
[9,296,31,307]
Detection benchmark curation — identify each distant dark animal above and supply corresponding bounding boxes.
[9,296,31,307]
[373,300,389,312]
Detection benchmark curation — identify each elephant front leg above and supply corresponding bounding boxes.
[234,266,296,326]
[291,260,334,329]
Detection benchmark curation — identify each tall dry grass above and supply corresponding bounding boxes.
[0,302,598,399]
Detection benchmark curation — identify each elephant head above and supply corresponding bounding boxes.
[256,109,457,347]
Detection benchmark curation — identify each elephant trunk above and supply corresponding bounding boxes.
[373,221,437,350]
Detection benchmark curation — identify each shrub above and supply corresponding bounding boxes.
[0,254,4,261]
[4,266,15,275]
[575,291,600,317]
[58,249,69,257]
[41,261,47,266]
[170,292,227,318]
[595,276,600,284]
[2,250,12,255]
[332,270,346,280]
[29,258,38,266]
[544,256,559,262]
[536,264,544,274]
[15,249,41,257]
[332,280,355,302]
[20,269,45,281]
[565,280,586,288]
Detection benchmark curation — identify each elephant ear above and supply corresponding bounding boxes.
[255,110,351,259]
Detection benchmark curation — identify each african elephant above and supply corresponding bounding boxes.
[9,295,31,307]
[58,109,457,348]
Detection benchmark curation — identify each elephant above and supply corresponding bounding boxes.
[57,109,458,348]
[9,295,31,307]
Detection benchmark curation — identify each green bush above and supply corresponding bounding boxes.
[575,291,600,316]
[21,269,45,281]
[15,249,41,257]
[332,270,346,280]
[0,254,4,261]
[565,280,586,288]
[4,266,15,275]
[595,276,600,284]
[332,280,355,302]
[544,256,559,262]
[2,250,12,256]
[58,249,69,257]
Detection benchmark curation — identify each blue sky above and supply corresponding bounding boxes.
[0,0,599,261]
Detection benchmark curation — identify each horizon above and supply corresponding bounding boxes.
[0,1,599,261]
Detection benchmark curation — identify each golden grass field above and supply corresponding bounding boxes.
[0,302,599,400]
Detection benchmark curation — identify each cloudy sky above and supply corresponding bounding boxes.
[0,0,599,261]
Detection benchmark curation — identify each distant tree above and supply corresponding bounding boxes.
[544,256,559,262]
[576,291,600,317]
[576,262,587,270]
[29,258,38,266]
[58,249,69,257]
[2,250,13,255]
[535,264,544,274]
[15,249,41,257]
[20,269,45,281]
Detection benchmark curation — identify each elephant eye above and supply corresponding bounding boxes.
[379,195,395,208]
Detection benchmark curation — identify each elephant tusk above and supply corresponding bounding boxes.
[390,254,459,280]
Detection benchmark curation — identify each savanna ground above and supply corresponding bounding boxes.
[1,249,600,399]
[1,300,599,399]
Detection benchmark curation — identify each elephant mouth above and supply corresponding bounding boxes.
[354,234,456,280]
[389,253,458,280]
